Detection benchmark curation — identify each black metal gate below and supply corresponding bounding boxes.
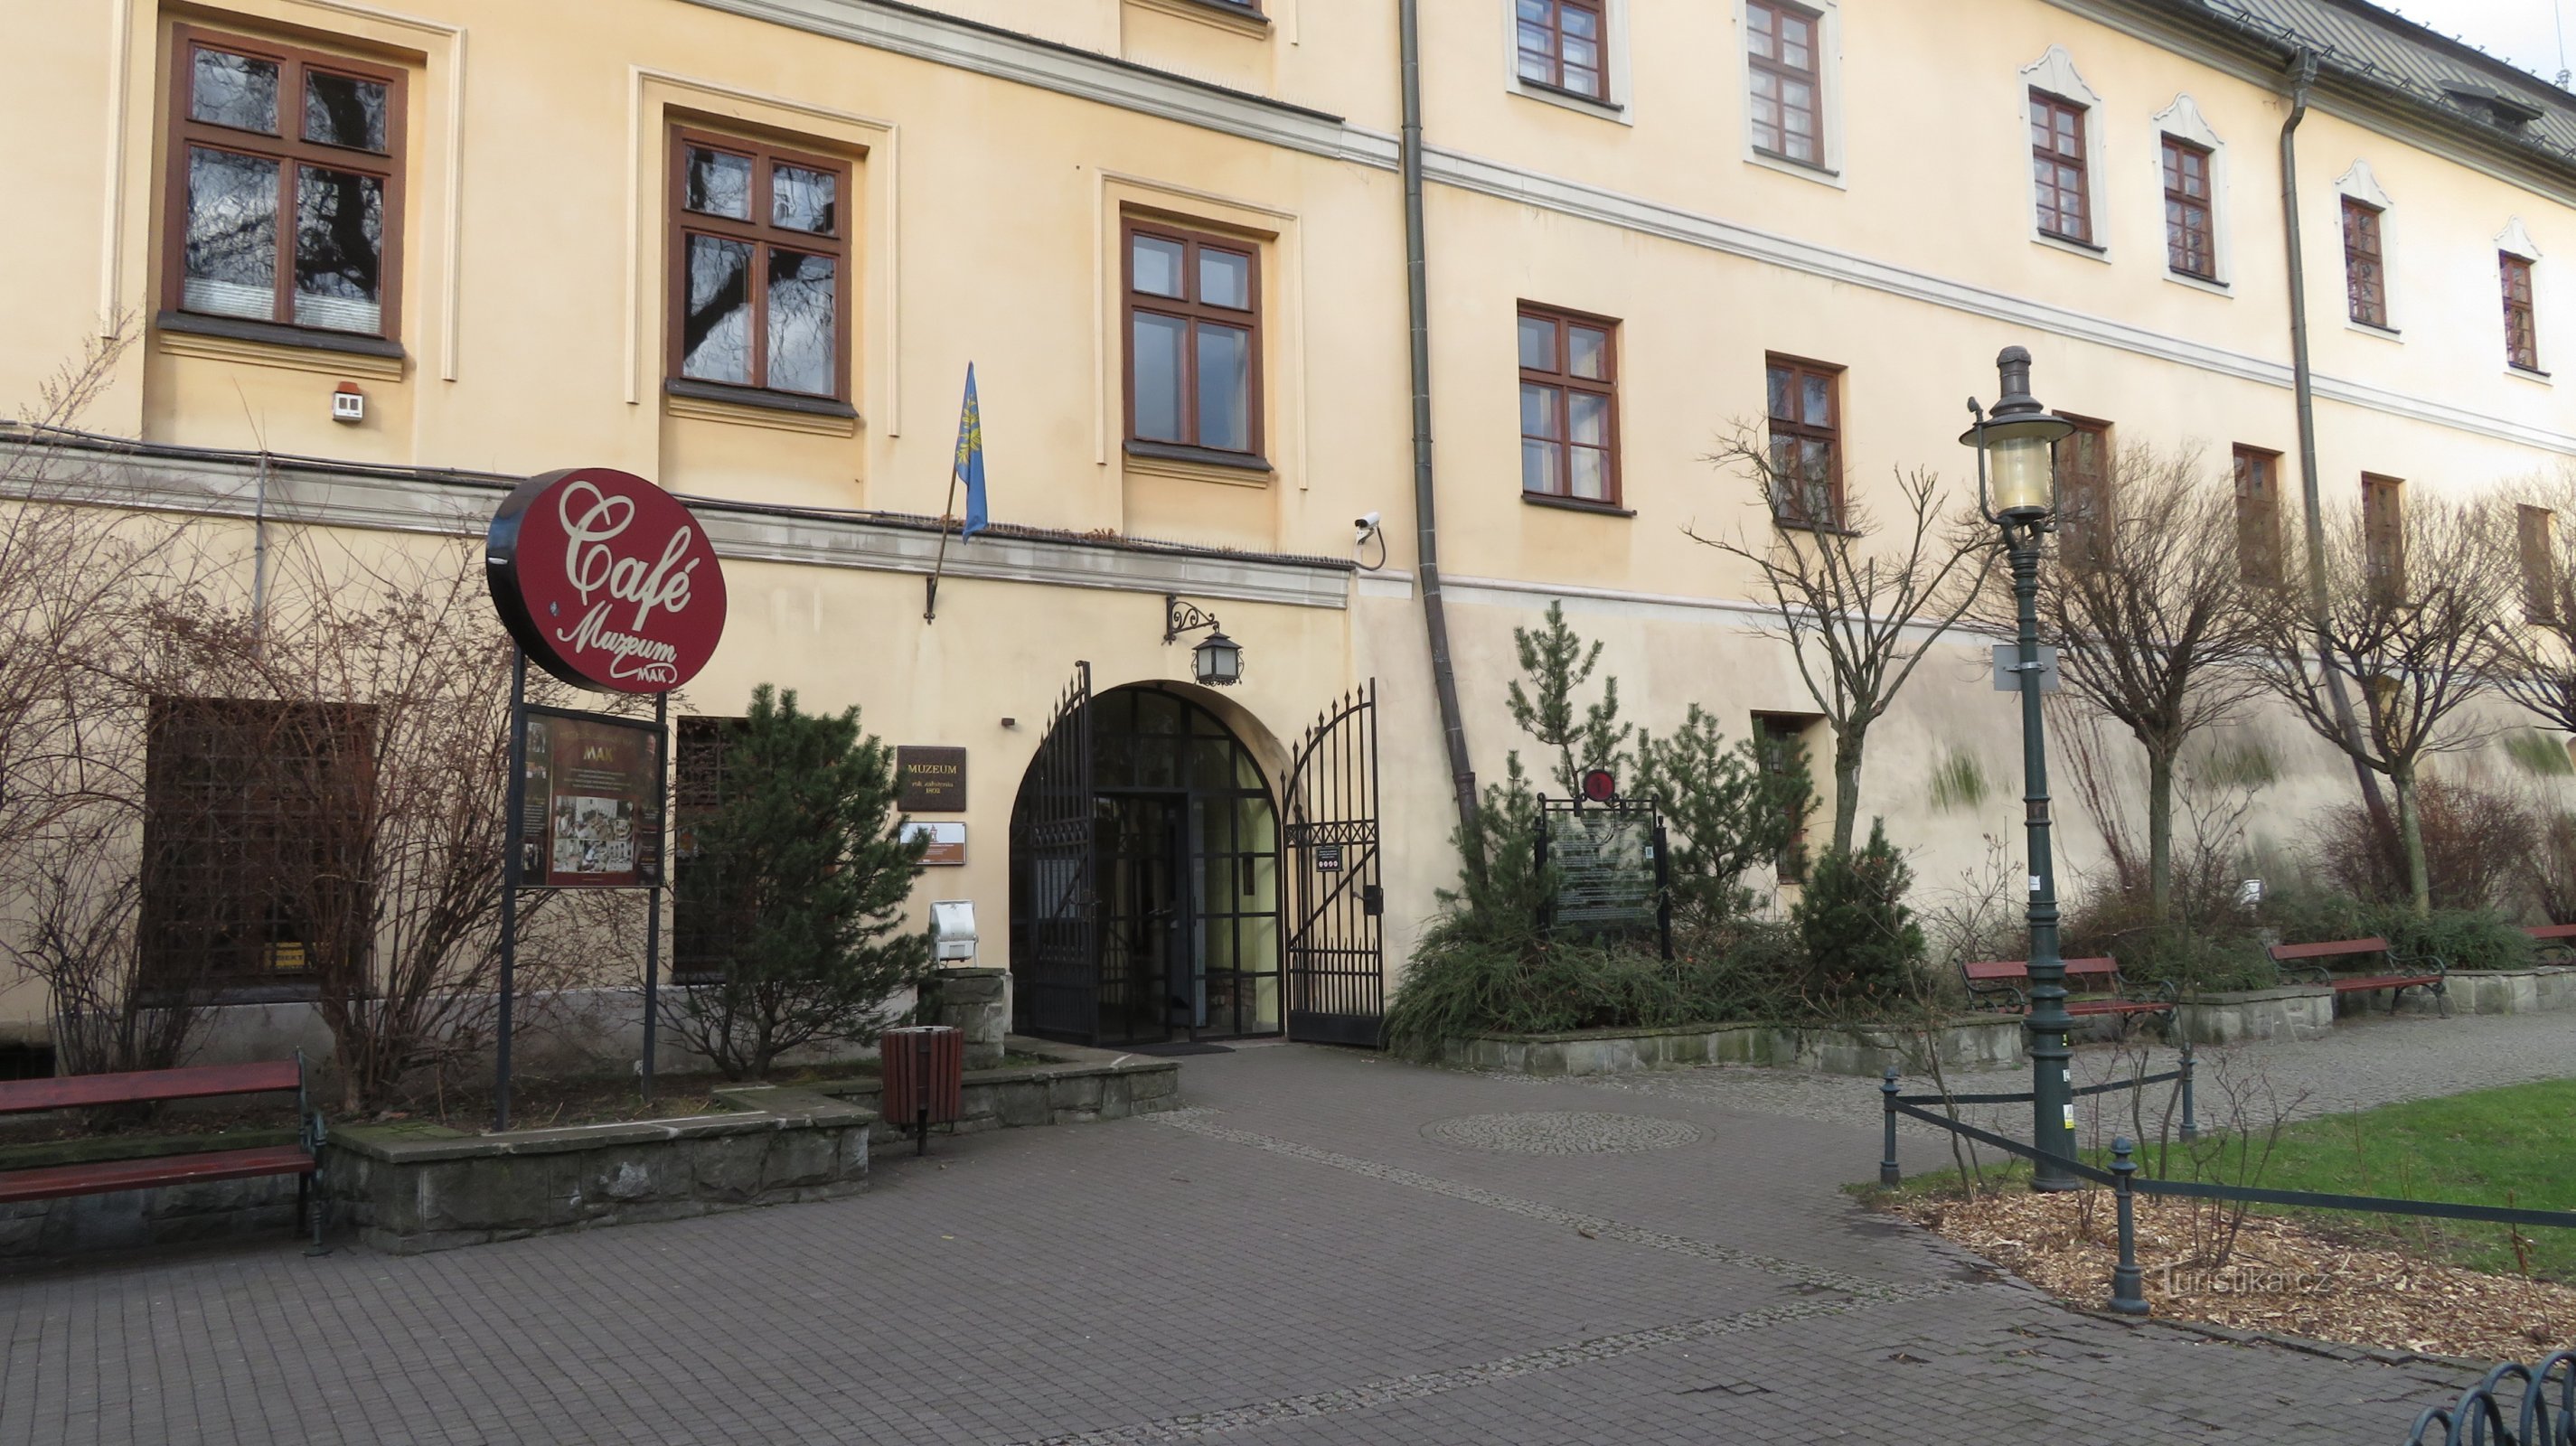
[1283,681,1385,1047]
[1011,662,1098,1044]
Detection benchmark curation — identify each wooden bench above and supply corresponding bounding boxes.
[1960,957,2176,1035]
[2524,922,2576,962]
[0,1056,326,1249]
[2266,937,2447,1014]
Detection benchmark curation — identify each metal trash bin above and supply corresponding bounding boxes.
[879,1025,964,1156]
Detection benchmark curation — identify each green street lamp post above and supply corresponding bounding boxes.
[1960,345,2082,1193]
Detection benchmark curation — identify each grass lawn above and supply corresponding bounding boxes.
[1866,1076,2576,1282]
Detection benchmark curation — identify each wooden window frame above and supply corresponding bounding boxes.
[1518,304,1621,507]
[162,24,408,347]
[1763,353,1844,530]
[2503,252,2542,373]
[2054,416,2115,568]
[2520,504,2558,624]
[666,127,854,405]
[2343,199,2388,328]
[2363,473,2406,597]
[1515,0,1610,102]
[2232,445,2283,587]
[2029,89,2092,246]
[1122,216,1266,464]
[2161,135,2215,280]
[1746,0,1824,166]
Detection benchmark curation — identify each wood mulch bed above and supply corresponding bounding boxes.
[1893,1187,2576,1360]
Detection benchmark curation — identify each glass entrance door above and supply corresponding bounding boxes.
[1095,793,1187,1045]
[1071,687,1283,1045]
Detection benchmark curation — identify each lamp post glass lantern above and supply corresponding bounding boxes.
[1960,345,2082,1193]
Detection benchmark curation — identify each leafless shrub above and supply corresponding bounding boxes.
[2310,773,2538,912]
[2245,496,2509,915]
[1690,426,1994,854]
[145,527,643,1111]
[1967,445,2265,920]
[2170,1051,2308,1270]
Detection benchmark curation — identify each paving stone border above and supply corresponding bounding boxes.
[1420,1110,1701,1155]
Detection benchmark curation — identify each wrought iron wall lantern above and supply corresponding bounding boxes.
[1163,595,1245,687]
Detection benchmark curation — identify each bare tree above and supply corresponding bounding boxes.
[0,325,240,1076]
[2246,494,2507,915]
[1969,446,2265,918]
[159,530,630,1111]
[1691,427,1993,854]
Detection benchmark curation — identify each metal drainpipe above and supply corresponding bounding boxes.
[2278,49,2390,828]
[1399,0,1479,840]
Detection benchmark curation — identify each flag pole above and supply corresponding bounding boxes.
[924,466,959,623]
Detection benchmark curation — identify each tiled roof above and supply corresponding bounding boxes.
[2186,0,2576,174]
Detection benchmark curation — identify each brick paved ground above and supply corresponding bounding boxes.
[3,1014,2554,1445]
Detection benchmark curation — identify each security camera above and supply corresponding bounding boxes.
[1354,511,1381,534]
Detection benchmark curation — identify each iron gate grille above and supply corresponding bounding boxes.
[1011,662,1099,1044]
[1283,681,1385,1047]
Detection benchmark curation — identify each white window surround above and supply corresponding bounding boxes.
[1503,0,1632,127]
[2498,216,2543,263]
[2335,160,2400,338]
[1735,0,1844,189]
[2498,217,2550,383]
[2021,46,2109,262]
[2150,93,2230,294]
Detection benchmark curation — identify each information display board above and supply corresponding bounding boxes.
[515,707,667,887]
[1535,795,1671,957]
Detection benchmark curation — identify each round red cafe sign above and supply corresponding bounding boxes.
[485,467,727,693]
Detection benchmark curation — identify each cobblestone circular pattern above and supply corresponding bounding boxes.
[1420,1110,1702,1155]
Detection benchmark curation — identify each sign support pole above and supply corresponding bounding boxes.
[641,690,667,1103]
[495,646,528,1134]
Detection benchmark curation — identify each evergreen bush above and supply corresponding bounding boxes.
[2374,906,2535,972]
[1790,819,1925,1009]
[660,686,932,1078]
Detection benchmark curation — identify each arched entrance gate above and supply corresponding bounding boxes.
[1008,668,1383,1047]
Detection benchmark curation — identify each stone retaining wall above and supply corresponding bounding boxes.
[2417,967,2576,1016]
[5,1038,1184,1263]
[324,1084,873,1255]
[929,968,1010,1069]
[2175,985,2336,1045]
[1443,1017,2027,1078]
[826,1037,1182,1143]
[0,1163,304,1264]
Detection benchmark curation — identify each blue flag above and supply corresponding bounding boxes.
[954,364,989,540]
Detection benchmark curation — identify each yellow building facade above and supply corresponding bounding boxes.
[3,0,2572,1052]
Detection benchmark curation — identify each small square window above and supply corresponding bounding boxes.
[1516,0,1609,101]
